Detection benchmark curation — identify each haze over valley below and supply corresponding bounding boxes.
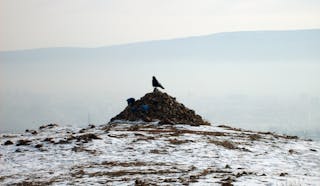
[1,29,320,139]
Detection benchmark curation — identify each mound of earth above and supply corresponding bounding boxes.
[110,89,210,126]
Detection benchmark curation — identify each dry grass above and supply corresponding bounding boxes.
[217,125,244,132]
[101,161,148,167]
[235,171,254,178]
[134,179,157,186]
[71,146,99,155]
[218,124,298,140]
[108,134,129,138]
[259,132,299,140]
[149,149,168,154]
[249,134,261,141]
[185,168,233,183]
[115,124,227,137]
[134,136,156,142]
[71,169,85,178]
[168,138,193,145]
[102,124,116,131]
[15,179,56,186]
[131,128,225,137]
[209,140,236,149]
[128,125,140,131]
[86,169,183,177]
[99,161,169,168]
[75,133,101,142]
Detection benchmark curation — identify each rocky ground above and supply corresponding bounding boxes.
[1,123,320,185]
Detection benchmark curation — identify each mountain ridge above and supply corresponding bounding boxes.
[1,29,320,62]
[1,28,319,52]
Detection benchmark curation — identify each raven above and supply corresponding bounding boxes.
[152,76,165,89]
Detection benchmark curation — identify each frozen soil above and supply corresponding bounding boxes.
[0,123,319,185]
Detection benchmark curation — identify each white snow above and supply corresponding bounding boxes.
[0,123,319,185]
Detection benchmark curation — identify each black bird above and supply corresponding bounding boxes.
[152,76,165,89]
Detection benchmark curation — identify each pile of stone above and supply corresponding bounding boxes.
[110,89,210,126]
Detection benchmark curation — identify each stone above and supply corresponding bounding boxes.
[39,123,58,130]
[4,140,14,145]
[16,139,32,146]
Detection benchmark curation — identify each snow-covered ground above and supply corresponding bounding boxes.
[1,123,319,185]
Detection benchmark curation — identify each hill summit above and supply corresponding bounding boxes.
[110,89,209,126]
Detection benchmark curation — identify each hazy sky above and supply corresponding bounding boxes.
[1,0,320,51]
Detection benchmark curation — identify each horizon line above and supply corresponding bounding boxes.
[1,28,319,53]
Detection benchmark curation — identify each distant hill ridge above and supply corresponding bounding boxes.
[1,29,320,62]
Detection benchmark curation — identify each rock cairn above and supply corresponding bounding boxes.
[110,89,210,126]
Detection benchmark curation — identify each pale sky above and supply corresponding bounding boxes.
[0,0,320,51]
